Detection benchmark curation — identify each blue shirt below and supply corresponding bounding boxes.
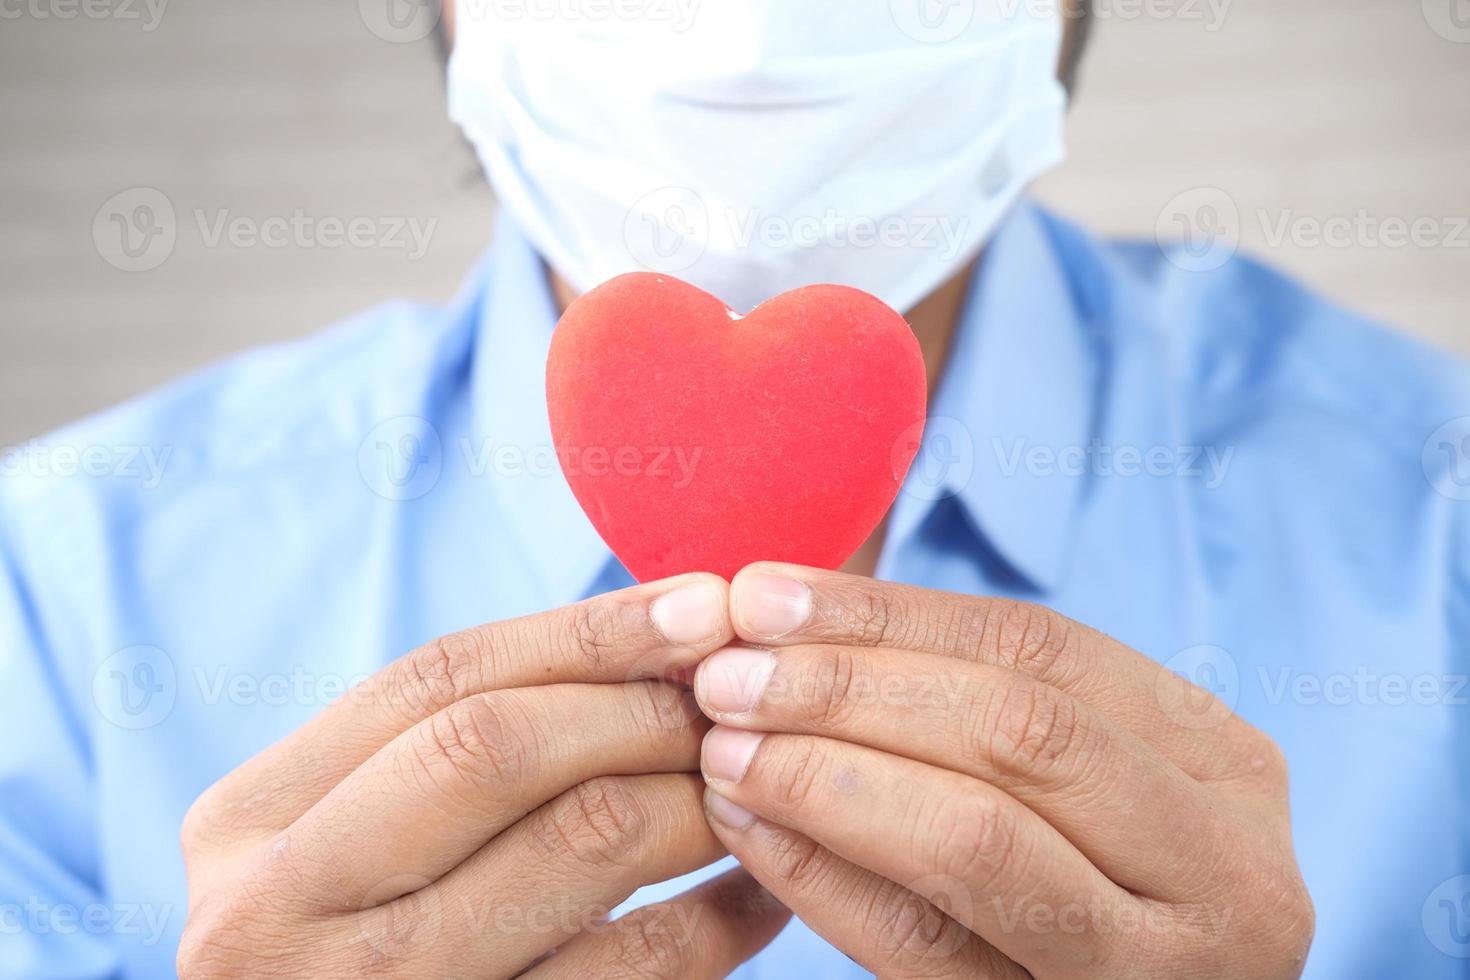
[2,202,1467,978]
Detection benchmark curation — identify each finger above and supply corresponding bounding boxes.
[524,866,791,980]
[695,644,1236,899]
[701,726,1148,978]
[356,774,736,978]
[200,573,731,837]
[728,562,1268,784]
[703,793,1024,979]
[268,681,706,910]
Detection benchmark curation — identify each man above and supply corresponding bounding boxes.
[1,1,1465,977]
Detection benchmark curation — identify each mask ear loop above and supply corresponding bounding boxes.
[1058,0,1093,97]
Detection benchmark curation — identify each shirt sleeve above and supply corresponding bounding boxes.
[0,509,118,978]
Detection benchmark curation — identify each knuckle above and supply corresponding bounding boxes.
[765,831,836,892]
[177,935,241,979]
[924,793,1019,891]
[416,694,526,789]
[547,777,645,871]
[609,907,696,979]
[1281,882,1317,964]
[401,630,487,714]
[565,601,619,672]
[851,589,902,646]
[176,895,304,978]
[349,896,444,976]
[767,740,829,815]
[177,775,267,863]
[872,883,972,969]
[626,678,699,736]
[1173,857,1313,975]
[178,776,262,862]
[1244,729,1291,792]
[179,788,222,861]
[1253,867,1317,965]
[989,600,1076,680]
[987,678,1088,780]
[807,647,862,727]
[176,916,231,979]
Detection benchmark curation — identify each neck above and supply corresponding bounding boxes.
[844,264,975,575]
[904,261,976,399]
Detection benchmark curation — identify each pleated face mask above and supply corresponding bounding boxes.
[448,0,1067,314]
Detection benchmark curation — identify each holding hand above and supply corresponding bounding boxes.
[178,574,789,979]
[696,563,1314,979]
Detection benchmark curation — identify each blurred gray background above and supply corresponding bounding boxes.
[2,0,1467,446]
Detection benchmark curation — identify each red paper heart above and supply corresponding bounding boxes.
[546,273,928,582]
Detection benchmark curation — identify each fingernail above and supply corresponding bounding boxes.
[651,580,726,646]
[704,788,756,830]
[735,573,811,638]
[703,726,766,783]
[697,647,776,715]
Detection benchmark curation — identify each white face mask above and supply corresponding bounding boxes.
[449,0,1067,314]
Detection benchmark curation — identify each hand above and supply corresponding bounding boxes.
[693,563,1314,979]
[176,573,790,979]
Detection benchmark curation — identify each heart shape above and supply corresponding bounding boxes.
[547,273,927,581]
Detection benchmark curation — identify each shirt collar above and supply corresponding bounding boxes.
[887,202,1098,592]
[472,202,1098,598]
